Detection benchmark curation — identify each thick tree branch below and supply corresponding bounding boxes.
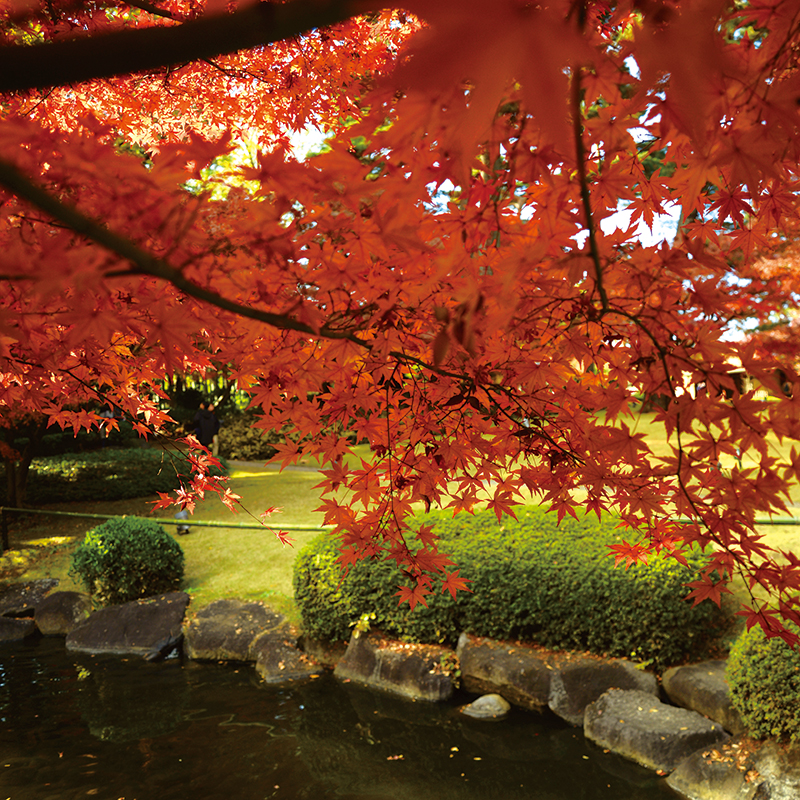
[0,0,356,93]
[0,158,506,389]
[0,156,368,343]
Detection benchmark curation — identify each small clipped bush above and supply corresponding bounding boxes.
[293,508,728,668]
[727,624,800,742]
[70,517,185,605]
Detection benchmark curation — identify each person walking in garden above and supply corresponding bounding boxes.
[193,401,218,451]
[208,403,221,457]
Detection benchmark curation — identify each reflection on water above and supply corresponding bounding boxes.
[0,638,678,800]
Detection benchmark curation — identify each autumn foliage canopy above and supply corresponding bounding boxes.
[3,0,800,639]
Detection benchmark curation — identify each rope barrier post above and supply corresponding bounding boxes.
[1,507,9,553]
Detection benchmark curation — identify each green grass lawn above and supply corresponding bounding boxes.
[4,410,800,631]
[1,462,333,623]
[159,465,330,617]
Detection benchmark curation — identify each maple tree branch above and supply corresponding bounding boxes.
[123,0,182,21]
[480,382,580,464]
[0,159,541,406]
[0,0,356,92]
[571,68,609,313]
[200,55,272,85]
[24,354,274,524]
[384,367,399,532]
[0,156,368,344]
[20,87,54,117]
[388,350,475,383]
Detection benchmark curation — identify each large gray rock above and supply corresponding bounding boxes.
[0,616,36,641]
[35,591,93,635]
[666,738,762,800]
[750,740,800,800]
[334,631,455,702]
[667,738,800,800]
[66,592,189,658]
[0,579,58,617]
[182,598,287,662]
[299,635,348,668]
[584,689,729,774]
[252,632,323,684]
[548,654,658,726]
[662,660,745,735]
[456,633,552,710]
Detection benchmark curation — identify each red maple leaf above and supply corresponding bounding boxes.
[395,582,433,610]
[441,569,473,599]
[684,578,731,608]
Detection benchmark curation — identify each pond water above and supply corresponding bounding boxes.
[0,638,680,800]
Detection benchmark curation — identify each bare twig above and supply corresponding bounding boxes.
[124,0,182,22]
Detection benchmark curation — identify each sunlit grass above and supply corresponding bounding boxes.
[7,407,800,627]
[176,467,328,527]
[8,461,333,619]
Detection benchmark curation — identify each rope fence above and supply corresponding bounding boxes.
[0,506,331,552]
[3,506,800,553]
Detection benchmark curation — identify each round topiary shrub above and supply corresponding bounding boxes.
[70,517,185,605]
[727,624,800,742]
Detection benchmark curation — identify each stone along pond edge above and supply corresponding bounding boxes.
[1,579,799,800]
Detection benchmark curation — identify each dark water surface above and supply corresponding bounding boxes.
[0,638,679,800]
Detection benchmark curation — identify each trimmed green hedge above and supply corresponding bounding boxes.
[727,624,800,742]
[293,508,728,668]
[70,517,185,605]
[1,448,229,505]
[3,420,138,458]
[217,412,284,461]
[217,410,360,461]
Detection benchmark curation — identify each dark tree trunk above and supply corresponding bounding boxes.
[2,417,47,510]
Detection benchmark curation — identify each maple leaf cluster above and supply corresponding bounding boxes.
[3,0,800,640]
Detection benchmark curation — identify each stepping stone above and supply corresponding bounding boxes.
[35,591,93,635]
[252,632,323,684]
[335,631,455,702]
[0,579,58,617]
[0,617,36,642]
[456,633,552,711]
[662,660,745,735]
[461,693,511,720]
[548,654,657,726]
